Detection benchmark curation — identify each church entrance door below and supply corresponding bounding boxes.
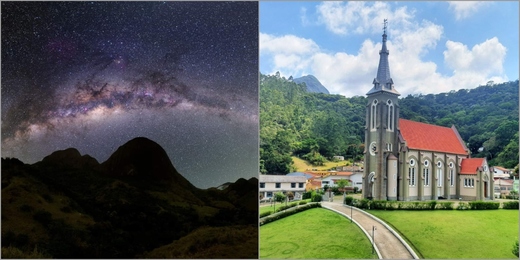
[484,182,488,198]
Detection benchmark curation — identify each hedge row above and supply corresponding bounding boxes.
[503,201,519,209]
[260,203,321,226]
[276,202,299,212]
[345,197,506,210]
[259,211,272,218]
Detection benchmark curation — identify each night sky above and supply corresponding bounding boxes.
[1,2,259,189]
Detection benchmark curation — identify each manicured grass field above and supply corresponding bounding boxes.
[367,209,519,259]
[260,208,376,259]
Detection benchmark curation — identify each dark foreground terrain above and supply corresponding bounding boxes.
[1,137,258,258]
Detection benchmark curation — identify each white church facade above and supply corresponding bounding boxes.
[362,22,493,201]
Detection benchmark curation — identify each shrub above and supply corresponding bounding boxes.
[353,187,359,194]
[428,201,437,210]
[468,201,500,210]
[302,191,312,200]
[457,202,470,210]
[311,193,322,202]
[356,199,370,209]
[513,240,519,257]
[502,201,519,209]
[260,211,272,218]
[436,202,453,210]
[344,196,354,206]
[298,201,307,205]
[289,202,298,207]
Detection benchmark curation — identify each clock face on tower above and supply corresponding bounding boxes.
[369,141,377,156]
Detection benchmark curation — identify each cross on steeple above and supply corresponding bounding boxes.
[366,19,399,96]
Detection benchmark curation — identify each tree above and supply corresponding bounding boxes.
[336,179,350,203]
[274,192,286,203]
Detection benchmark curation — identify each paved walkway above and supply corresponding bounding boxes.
[322,201,419,259]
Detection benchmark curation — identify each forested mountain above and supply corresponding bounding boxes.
[260,72,519,174]
[293,75,330,94]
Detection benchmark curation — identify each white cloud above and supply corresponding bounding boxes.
[448,1,492,20]
[316,1,414,35]
[260,2,509,98]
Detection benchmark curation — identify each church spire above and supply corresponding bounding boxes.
[367,19,400,96]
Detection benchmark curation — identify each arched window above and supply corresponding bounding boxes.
[387,100,394,132]
[409,158,416,187]
[371,99,378,131]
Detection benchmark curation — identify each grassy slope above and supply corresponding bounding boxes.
[143,225,258,259]
[260,208,376,259]
[292,156,349,172]
[367,209,519,259]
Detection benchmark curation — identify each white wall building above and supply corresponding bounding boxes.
[259,175,307,201]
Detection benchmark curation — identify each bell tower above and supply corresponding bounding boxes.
[363,19,401,200]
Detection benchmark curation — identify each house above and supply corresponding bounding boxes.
[349,171,363,190]
[361,23,493,201]
[321,172,353,189]
[494,178,514,197]
[491,166,512,179]
[259,175,307,201]
[306,176,322,191]
[286,172,315,180]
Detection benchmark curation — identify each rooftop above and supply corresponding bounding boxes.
[399,119,468,155]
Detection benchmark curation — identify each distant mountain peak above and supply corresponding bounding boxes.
[293,75,330,94]
[101,137,192,187]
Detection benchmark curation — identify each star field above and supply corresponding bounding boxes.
[1,1,259,188]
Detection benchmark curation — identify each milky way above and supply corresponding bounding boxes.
[1,1,259,188]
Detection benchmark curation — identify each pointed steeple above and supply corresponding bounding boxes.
[367,19,400,96]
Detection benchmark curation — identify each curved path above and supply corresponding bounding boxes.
[321,201,419,259]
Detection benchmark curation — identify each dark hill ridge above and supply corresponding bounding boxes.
[41,147,100,169]
[1,137,258,258]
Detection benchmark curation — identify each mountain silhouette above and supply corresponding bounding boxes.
[1,137,258,259]
[41,147,100,169]
[101,137,193,188]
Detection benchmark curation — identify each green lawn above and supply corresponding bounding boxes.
[367,209,519,259]
[260,208,376,259]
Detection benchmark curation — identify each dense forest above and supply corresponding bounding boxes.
[260,73,519,174]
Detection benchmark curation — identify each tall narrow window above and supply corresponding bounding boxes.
[412,168,416,186]
[437,168,443,187]
[387,100,394,132]
[450,169,454,186]
[424,168,429,186]
[371,99,378,131]
[437,161,443,187]
[409,167,416,186]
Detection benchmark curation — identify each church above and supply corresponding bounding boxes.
[362,22,494,201]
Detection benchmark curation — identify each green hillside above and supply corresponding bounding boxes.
[260,72,518,174]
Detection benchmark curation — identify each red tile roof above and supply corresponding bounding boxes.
[460,158,485,174]
[399,119,468,155]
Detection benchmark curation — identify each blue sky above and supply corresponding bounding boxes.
[260,1,519,97]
